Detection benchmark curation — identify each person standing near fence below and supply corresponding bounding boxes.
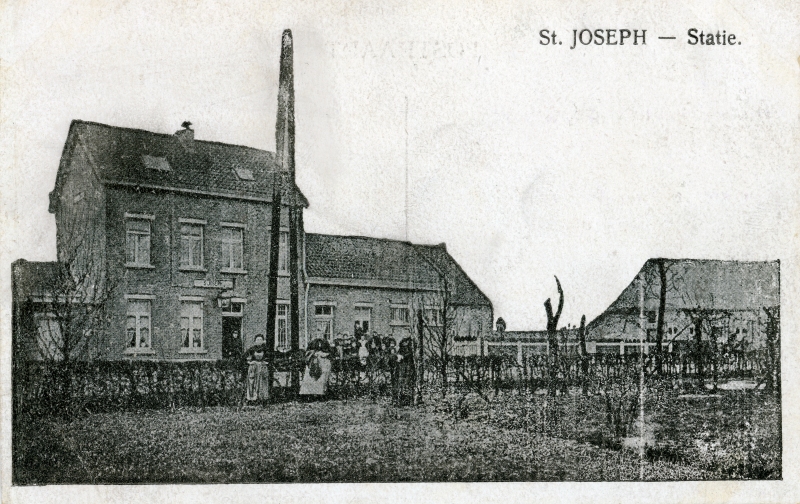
[300,338,333,398]
[245,335,269,404]
[393,336,415,406]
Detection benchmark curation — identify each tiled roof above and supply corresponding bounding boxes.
[53,120,308,205]
[305,234,492,307]
[412,244,493,307]
[589,259,780,329]
[305,234,440,286]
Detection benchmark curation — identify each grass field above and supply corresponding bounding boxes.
[14,397,709,484]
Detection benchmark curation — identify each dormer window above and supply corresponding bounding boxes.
[234,167,254,180]
[142,155,171,172]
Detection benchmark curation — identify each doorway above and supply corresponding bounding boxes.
[222,316,243,360]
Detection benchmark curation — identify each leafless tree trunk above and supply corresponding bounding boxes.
[764,306,780,395]
[544,276,563,397]
[655,259,667,376]
[416,309,425,404]
[578,314,588,396]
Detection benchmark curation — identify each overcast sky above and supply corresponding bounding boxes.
[1,0,798,330]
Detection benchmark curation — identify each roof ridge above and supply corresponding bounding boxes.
[307,232,449,249]
[307,232,415,246]
[73,119,275,155]
[648,257,780,264]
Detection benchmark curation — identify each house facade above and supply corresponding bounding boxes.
[12,122,494,361]
[25,119,308,361]
[303,234,493,349]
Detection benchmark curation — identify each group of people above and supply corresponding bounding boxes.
[243,330,417,405]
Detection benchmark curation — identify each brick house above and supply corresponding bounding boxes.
[25,119,309,361]
[12,121,494,361]
[303,234,493,348]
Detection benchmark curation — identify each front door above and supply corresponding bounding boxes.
[222,317,243,360]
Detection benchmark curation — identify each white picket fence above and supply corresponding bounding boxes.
[451,338,668,363]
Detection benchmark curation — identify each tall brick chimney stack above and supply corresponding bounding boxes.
[275,29,295,181]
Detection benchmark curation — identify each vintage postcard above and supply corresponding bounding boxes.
[1,0,798,502]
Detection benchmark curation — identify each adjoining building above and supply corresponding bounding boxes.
[304,234,493,349]
[485,259,780,359]
[586,258,780,355]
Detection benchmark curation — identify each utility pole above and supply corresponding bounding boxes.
[267,29,295,399]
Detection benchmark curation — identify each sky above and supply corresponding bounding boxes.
[1,0,798,331]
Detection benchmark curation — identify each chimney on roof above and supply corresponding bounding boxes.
[175,121,194,151]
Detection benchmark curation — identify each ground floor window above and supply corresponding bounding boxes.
[276,303,289,350]
[314,304,334,341]
[34,313,63,360]
[423,307,442,327]
[354,306,371,339]
[126,299,152,350]
[181,301,204,349]
[390,305,410,325]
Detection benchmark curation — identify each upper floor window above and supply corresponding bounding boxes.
[221,225,244,271]
[126,298,152,350]
[125,214,153,266]
[278,231,289,274]
[180,220,205,269]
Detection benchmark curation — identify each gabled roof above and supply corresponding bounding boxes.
[304,233,492,307]
[412,244,493,307]
[51,120,308,208]
[588,258,780,329]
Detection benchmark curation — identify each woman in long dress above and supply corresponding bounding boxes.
[245,334,269,403]
[300,338,333,398]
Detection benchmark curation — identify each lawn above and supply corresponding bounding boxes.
[13,397,705,483]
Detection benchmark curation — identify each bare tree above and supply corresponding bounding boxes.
[544,276,563,397]
[763,306,780,395]
[578,314,589,396]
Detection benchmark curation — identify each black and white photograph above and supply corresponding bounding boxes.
[1,0,797,502]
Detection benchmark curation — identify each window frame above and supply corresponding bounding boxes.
[124,213,154,268]
[353,305,372,335]
[277,230,289,275]
[124,296,154,354]
[390,304,410,326]
[314,303,335,341]
[423,306,443,327]
[179,219,206,271]
[275,302,290,350]
[220,223,245,273]
[179,298,206,353]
